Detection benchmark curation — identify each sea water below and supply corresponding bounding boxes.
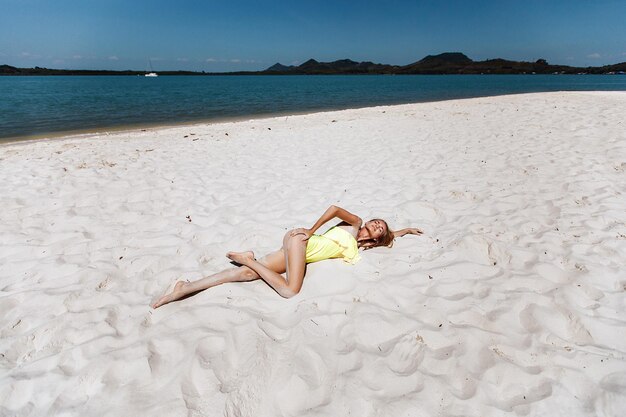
[1,74,625,140]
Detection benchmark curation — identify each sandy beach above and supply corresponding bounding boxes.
[1,91,625,416]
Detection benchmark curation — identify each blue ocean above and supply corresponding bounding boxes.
[1,74,625,141]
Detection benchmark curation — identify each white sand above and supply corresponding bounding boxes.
[1,91,625,417]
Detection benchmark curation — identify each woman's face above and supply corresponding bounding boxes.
[364,219,387,240]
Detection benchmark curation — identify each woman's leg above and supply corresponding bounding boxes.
[151,250,286,308]
[227,230,307,298]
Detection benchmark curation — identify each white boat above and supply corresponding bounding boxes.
[145,59,158,77]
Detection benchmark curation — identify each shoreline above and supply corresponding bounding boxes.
[0,93,495,146]
[1,100,432,146]
[0,90,605,146]
[0,109,322,146]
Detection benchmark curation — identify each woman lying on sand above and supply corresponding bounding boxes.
[152,205,422,308]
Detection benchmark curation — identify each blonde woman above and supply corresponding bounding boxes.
[152,205,421,308]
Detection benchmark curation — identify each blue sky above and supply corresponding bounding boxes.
[1,0,625,71]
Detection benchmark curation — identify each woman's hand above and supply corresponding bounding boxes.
[392,227,423,238]
[290,228,313,240]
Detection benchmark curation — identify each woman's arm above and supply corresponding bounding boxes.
[308,205,362,234]
[392,227,423,239]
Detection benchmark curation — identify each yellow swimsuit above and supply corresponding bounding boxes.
[305,227,361,264]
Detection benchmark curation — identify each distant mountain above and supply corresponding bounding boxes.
[263,53,626,75]
[399,52,472,73]
[265,62,294,72]
[298,58,320,70]
[423,52,473,65]
[262,58,392,74]
[263,58,396,74]
[0,64,20,74]
[400,52,472,73]
[3,53,626,76]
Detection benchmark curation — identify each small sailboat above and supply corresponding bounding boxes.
[145,59,158,77]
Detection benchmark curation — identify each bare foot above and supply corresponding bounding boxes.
[226,250,255,265]
[152,281,188,309]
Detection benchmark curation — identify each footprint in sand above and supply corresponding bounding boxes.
[386,332,426,375]
[181,354,225,417]
[276,347,336,416]
[452,235,510,266]
[491,379,552,412]
[599,372,626,414]
[396,201,444,224]
[518,303,593,345]
[257,318,292,343]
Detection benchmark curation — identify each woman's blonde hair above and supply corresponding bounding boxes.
[361,219,394,250]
